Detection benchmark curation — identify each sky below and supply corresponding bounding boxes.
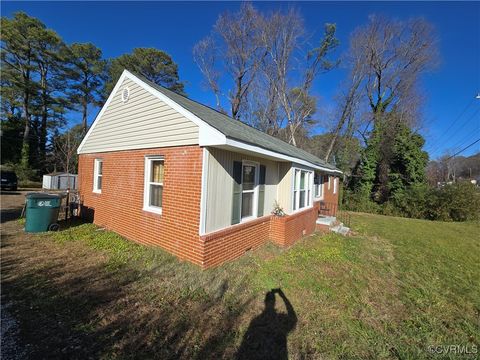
[2,1,479,159]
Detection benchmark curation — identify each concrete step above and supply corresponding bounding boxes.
[330,223,350,236]
[316,216,336,227]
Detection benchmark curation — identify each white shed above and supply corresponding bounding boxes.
[42,172,78,190]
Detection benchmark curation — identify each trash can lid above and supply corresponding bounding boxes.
[25,192,62,199]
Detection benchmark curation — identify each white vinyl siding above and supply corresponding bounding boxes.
[80,78,199,153]
[277,163,292,213]
[93,159,103,193]
[204,148,278,233]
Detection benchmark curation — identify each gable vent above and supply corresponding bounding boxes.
[121,87,130,103]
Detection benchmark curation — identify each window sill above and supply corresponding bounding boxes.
[93,189,102,194]
[292,204,314,214]
[240,215,257,223]
[143,206,162,215]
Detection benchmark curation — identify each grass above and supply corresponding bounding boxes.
[2,213,479,359]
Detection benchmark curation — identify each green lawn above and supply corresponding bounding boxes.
[2,213,479,359]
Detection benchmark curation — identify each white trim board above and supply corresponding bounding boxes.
[199,147,209,235]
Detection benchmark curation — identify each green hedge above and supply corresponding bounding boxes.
[342,182,480,222]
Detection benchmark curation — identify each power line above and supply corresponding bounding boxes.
[428,107,480,155]
[425,97,476,151]
[445,138,480,161]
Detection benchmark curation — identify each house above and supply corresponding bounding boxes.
[42,172,78,190]
[77,70,342,268]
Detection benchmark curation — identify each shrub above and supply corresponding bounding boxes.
[390,184,430,219]
[343,181,480,222]
[427,182,480,222]
[341,190,381,214]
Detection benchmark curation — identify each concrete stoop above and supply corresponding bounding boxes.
[316,216,350,236]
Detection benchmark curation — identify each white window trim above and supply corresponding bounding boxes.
[240,160,259,223]
[333,177,338,194]
[314,173,324,200]
[93,159,103,193]
[292,168,314,213]
[143,156,164,215]
[328,176,331,190]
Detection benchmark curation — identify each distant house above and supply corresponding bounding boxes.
[77,70,342,268]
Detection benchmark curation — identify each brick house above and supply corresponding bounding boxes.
[77,70,342,268]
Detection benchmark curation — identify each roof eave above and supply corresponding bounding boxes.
[205,137,342,175]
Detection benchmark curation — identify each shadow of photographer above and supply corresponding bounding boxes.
[236,288,297,360]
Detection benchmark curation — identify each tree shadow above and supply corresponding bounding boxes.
[1,208,23,224]
[235,288,297,360]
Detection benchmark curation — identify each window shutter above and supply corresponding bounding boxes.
[257,165,266,217]
[231,161,242,225]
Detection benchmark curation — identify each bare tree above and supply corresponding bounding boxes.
[193,3,265,119]
[51,125,83,187]
[259,10,339,146]
[193,37,222,110]
[323,36,366,162]
[346,15,438,201]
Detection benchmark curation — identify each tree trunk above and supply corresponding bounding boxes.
[288,123,297,146]
[40,107,47,170]
[82,99,88,134]
[324,78,361,162]
[21,95,31,170]
[82,75,89,133]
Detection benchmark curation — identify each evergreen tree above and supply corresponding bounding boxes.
[34,26,68,169]
[63,43,107,133]
[105,48,185,97]
[1,12,68,173]
[1,12,43,170]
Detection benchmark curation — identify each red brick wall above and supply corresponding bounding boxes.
[79,148,341,268]
[319,175,340,216]
[78,146,204,266]
[200,215,271,268]
[271,201,320,247]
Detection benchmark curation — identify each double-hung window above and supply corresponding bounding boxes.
[314,172,323,199]
[93,159,103,193]
[144,157,164,214]
[293,169,313,211]
[241,162,258,220]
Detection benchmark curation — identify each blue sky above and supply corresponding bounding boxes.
[2,1,479,159]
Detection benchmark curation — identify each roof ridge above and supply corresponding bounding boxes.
[128,70,337,170]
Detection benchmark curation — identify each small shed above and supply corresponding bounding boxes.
[42,172,78,190]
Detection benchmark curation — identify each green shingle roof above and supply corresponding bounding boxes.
[135,73,340,172]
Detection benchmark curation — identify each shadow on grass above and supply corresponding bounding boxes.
[1,249,256,359]
[1,208,23,224]
[235,288,297,360]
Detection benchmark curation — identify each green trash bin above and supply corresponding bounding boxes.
[25,193,63,232]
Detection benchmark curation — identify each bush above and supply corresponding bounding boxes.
[341,190,381,214]
[390,184,430,219]
[427,182,480,222]
[343,181,480,222]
